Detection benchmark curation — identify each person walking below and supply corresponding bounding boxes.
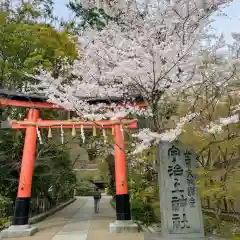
[93,188,101,213]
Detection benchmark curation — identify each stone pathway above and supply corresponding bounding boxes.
[3,196,144,240]
[51,197,93,240]
[88,196,144,240]
[2,196,229,240]
[4,197,88,240]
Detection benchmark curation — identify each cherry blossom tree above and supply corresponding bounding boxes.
[195,32,240,136]
[29,0,236,151]
[174,34,240,218]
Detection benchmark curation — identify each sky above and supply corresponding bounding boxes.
[53,0,240,43]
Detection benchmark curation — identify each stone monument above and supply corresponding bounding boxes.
[156,141,204,240]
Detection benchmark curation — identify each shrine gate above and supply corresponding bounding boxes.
[0,89,146,236]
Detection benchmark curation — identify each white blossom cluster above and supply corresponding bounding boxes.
[204,114,239,134]
[132,112,199,153]
[29,0,232,153]
[32,0,230,109]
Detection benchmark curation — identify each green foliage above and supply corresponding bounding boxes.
[67,1,117,31]
[151,201,160,219]
[110,196,157,226]
[0,3,77,89]
[0,127,24,201]
[0,186,13,229]
[131,198,156,226]
[0,217,9,230]
[106,177,115,196]
[32,139,77,203]
[75,185,94,196]
[0,113,77,214]
[0,0,78,219]
[0,195,12,218]
[179,86,240,226]
[203,214,240,237]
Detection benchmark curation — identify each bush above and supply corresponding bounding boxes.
[107,178,115,196]
[0,218,10,230]
[75,185,94,196]
[0,195,13,218]
[151,201,160,219]
[131,198,155,226]
[203,214,240,237]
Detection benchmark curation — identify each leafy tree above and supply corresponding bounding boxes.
[0,124,77,216]
[67,0,118,31]
[33,141,77,204]
[0,1,77,89]
[0,0,78,225]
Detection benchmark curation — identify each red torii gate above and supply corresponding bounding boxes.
[0,90,144,236]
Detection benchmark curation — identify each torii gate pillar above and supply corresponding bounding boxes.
[1,109,38,238]
[109,124,138,233]
[114,124,130,220]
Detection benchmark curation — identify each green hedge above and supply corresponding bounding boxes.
[110,197,159,226]
[75,185,94,196]
[131,198,156,226]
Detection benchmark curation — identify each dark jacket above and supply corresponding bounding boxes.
[94,191,101,200]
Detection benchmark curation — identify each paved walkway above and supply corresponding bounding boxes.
[88,196,143,240]
[5,196,144,240]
